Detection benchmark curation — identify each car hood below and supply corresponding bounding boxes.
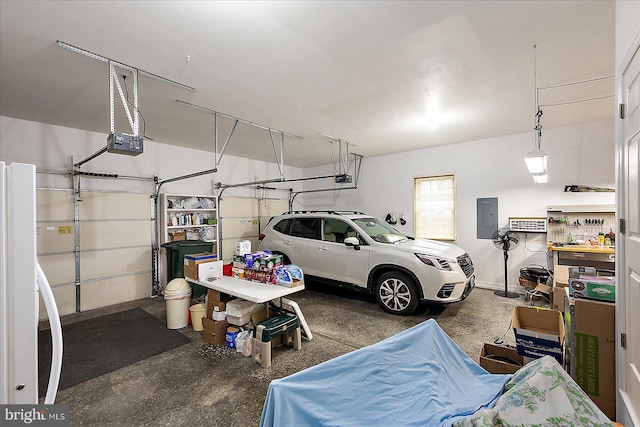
[394,237,466,260]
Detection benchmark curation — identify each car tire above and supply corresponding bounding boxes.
[374,271,419,315]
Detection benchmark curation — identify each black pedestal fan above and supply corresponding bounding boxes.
[492,229,520,298]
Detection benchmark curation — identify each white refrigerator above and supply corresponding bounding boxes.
[0,162,62,404]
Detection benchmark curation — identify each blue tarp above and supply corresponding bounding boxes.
[260,319,510,427]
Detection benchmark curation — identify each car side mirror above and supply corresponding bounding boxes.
[344,236,360,250]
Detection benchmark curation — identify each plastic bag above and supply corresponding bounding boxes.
[242,334,253,357]
[199,198,216,209]
[182,197,201,209]
[235,330,252,355]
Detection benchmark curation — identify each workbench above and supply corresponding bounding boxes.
[550,245,615,272]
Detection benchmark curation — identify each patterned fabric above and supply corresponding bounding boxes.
[453,356,614,427]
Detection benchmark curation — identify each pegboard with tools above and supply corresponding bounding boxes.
[546,205,615,245]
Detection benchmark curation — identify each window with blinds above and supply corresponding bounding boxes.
[414,175,456,241]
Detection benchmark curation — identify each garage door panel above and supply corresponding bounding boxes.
[220,198,289,261]
[81,273,152,311]
[80,247,151,280]
[80,192,151,219]
[80,221,151,249]
[37,253,75,286]
[36,190,73,221]
[39,285,76,320]
[260,200,289,217]
[223,198,258,217]
[37,222,75,253]
[221,218,258,238]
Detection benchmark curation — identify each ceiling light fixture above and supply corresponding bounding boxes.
[525,45,548,182]
[532,172,548,184]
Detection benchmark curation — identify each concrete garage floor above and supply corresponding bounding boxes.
[48,283,532,426]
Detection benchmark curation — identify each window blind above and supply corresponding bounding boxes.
[414,175,456,240]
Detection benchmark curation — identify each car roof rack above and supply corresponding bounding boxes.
[282,210,367,216]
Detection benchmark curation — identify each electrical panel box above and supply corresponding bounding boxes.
[477,197,498,239]
[509,217,547,233]
[107,133,144,156]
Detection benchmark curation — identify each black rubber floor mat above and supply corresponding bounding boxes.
[38,307,190,397]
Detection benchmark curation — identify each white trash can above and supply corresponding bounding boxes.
[164,278,192,329]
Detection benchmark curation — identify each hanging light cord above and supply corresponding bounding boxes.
[533,45,543,150]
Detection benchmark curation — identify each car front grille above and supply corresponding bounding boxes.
[457,253,474,277]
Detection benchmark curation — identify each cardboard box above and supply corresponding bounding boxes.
[255,254,284,270]
[276,278,304,288]
[252,309,267,325]
[201,318,228,346]
[207,289,233,304]
[554,265,597,288]
[512,306,565,363]
[171,231,186,241]
[574,299,616,420]
[202,330,226,345]
[479,343,525,374]
[202,317,228,335]
[206,301,226,320]
[552,284,568,312]
[569,276,616,302]
[553,265,569,288]
[198,260,223,282]
[212,311,226,321]
[184,253,218,280]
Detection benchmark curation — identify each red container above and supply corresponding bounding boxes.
[223,263,233,276]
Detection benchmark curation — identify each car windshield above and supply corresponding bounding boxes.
[352,217,407,243]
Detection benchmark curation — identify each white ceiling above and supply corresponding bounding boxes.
[0,1,615,168]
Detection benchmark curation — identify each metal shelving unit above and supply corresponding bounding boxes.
[160,194,218,244]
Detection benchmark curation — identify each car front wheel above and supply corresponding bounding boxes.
[374,272,419,315]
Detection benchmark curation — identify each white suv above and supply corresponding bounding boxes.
[258,211,475,315]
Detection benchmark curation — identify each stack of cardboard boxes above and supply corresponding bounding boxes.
[547,265,616,420]
[201,290,232,346]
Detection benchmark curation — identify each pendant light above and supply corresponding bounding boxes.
[525,45,548,182]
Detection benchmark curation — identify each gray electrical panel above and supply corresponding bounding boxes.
[477,197,498,239]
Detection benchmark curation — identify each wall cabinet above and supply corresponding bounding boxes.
[160,194,218,244]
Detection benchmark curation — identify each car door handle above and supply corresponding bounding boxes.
[318,245,328,251]
[283,240,292,245]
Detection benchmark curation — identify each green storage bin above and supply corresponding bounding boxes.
[161,240,214,298]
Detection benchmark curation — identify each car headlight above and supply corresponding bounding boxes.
[415,254,453,271]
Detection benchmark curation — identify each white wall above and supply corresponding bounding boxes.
[302,119,615,292]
